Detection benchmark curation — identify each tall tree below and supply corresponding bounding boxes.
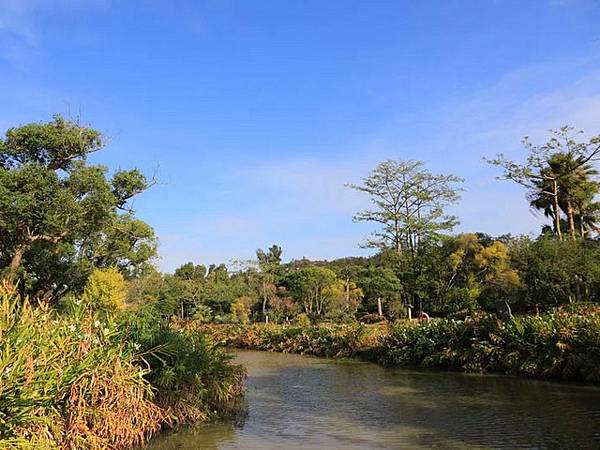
[0,115,156,293]
[347,160,463,255]
[256,244,282,320]
[356,266,402,318]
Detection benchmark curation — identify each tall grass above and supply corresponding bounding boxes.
[0,292,245,449]
[120,306,245,424]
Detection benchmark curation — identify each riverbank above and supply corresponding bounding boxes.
[0,293,245,449]
[197,310,600,382]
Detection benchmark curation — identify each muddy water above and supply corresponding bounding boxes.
[148,350,600,449]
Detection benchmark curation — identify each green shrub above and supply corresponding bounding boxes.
[381,312,600,381]
[294,313,311,327]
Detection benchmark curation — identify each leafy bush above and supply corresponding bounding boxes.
[294,313,311,327]
[120,310,245,424]
[200,322,384,358]
[82,267,127,316]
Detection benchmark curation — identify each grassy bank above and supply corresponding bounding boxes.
[0,293,245,449]
[199,310,600,382]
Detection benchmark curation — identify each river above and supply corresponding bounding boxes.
[148,350,600,449]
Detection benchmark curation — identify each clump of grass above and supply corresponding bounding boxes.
[0,292,164,449]
[0,286,245,449]
[121,311,246,424]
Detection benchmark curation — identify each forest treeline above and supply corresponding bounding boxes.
[2,118,600,324]
[129,127,600,325]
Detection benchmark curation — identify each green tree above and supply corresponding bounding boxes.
[81,267,127,316]
[0,115,156,293]
[256,244,282,320]
[510,236,600,308]
[283,267,337,319]
[355,266,402,319]
[347,160,463,255]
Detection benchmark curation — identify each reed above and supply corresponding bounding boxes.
[0,291,245,449]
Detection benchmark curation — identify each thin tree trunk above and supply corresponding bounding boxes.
[566,199,576,240]
[552,180,563,240]
[262,281,268,322]
[377,297,383,317]
[345,277,350,304]
[394,219,401,253]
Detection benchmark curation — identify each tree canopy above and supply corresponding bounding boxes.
[0,115,157,296]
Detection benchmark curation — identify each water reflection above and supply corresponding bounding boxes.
[148,350,600,449]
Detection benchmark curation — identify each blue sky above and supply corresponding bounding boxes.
[1,0,600,271]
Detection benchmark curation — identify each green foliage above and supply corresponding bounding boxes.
[487,127,600,240]
[282,266,337,319]
[231,297,251,324]
[203,310,600,382]
[0,115,157,295]
[381,312,600,381]
[510,237,600,308]
[193,304,213,323]
[0,291,162,449]
[81,267,127,316]
[347,159,463,252]
[294,313,311,327]
[202,322,373,358]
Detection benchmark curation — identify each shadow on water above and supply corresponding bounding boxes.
[148,350,600,450]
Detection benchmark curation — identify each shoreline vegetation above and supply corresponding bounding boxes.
[3,117,600,449]
[197,307,600,382]
[0,289,245,450]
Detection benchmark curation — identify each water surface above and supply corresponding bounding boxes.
[149,350,600,449]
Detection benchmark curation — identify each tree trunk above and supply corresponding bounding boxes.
[345,277,350,304]
[574,275,583,302]
[552,180,563,240]
[566,199,576,240]
[8,244,27,278]
[394,218,401,254]
[377,297,383,317]
[262,281,268,322]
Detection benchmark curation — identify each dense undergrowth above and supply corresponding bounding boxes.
[200,309,600,382]
[0,292,245,449]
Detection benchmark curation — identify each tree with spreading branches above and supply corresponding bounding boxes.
[347,159,463,255]
[0,115,157,295]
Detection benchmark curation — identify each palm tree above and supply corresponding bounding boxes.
[529,153,600,239]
